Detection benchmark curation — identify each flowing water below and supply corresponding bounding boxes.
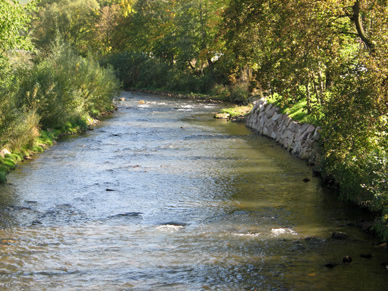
[0,92,387,290]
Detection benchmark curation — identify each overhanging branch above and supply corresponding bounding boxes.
[352,0,374,51]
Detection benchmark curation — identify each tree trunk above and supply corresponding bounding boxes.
[352,0,374,51]
[306,81,311,114]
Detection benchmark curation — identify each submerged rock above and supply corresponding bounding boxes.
[361,221,373,232]
[8,206,32,211]
[360,253,372,259]
[303,236,323,243]
[214,113,230,119]
[160,221,188,227]
[343,256,353,263]
[331,231,350,240]
[112,212,143,217]
[324,263,339,268]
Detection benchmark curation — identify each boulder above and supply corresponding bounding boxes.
[343,256,353,263]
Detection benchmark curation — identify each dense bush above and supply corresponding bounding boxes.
[227,83,250,105]
[101,51,150,89]
[17,41,120,130]
[0,56,40,152]
[0,41,120,181]
[320,70,388,238]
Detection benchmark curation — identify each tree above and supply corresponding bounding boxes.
[31,0,100,54]
[0,0,37,55]
[221,0,388,238]
[0,0,39,149]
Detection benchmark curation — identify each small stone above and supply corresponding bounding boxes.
[331,231,349,240]
[361,221,373,232]
[214,113,230,119]
[304,236,321,242]
[303,178,310,183]
[312,169,321,177]
[324,263,338,268]
[360,253,372,259]
[343,256,352,263]
[0,148,11,158]
[106,188,115,192]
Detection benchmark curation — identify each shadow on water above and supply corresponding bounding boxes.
[1,92,388,290]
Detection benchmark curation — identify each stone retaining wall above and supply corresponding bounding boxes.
[246,99,320,164]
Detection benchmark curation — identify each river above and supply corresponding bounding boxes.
[0,92,387,290]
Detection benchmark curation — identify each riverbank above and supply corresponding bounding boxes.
[0,108,117,183]
[132,89,225,103]
[244,97,388,242]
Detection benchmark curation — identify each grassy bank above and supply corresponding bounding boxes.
[0,41,120,183]
[0,129,60,183]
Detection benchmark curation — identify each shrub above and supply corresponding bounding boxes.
[17,40,120,130]
[228,83,250,105]
[101,51,150,89]
[320,73,388,239]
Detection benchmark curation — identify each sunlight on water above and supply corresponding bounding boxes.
[0,92,387,290]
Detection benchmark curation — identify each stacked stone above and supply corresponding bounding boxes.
[246,99,320,164]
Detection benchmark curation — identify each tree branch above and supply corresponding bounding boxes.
[352,0,374,51]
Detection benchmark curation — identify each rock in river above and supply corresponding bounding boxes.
[331,231,349,240]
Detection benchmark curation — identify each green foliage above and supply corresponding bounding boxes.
[32,0,100,54]
[210,84,230,99]
[219,104,253,118]
[3,0,388,241]
[0,172,6,183]
[103,51,218,94]
[0,153,21,183]
[17,39,120,129]
[267,94,323,125]
[0,0,37,55]
[101,51,149,89]
[0,0,39,150]
[227,83,250,105]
